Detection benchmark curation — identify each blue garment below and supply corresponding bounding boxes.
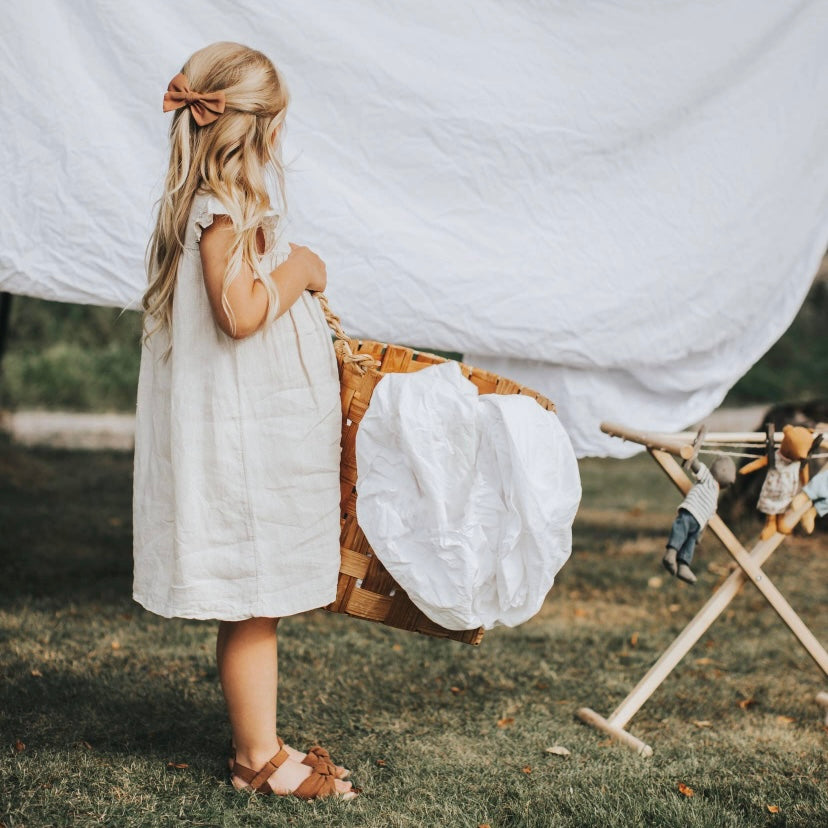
[803,467,828,517]
[667,508,701,565]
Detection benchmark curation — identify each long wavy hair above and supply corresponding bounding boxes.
[143,42,289,351]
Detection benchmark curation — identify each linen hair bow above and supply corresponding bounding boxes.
[162,72,226,126]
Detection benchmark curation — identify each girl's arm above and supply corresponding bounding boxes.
[199,215,327,339]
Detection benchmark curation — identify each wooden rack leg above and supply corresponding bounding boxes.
[576,707,653,757]
[577,532,782,756]
[578,448,825,755]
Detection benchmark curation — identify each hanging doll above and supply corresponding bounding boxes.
[779,455,826,535]
[663,455,736,584]
[739,425,818,540]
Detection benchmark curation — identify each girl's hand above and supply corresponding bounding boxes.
[288,243,327,293]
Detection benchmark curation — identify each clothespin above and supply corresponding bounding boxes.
[682,424,707,472]
[765,422,775,469]
[805,432,825,480]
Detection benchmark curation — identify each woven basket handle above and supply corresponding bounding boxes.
[314,292,379,374]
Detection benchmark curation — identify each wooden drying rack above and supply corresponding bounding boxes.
[576,421,828,756]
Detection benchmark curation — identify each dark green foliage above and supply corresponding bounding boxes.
[725,277,828,404]
[1,272,824,412]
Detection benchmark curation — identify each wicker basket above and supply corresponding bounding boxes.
[317,295,556,646]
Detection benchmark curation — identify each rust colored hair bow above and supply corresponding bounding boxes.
[162,72,226,126]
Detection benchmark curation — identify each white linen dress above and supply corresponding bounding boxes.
[132,191,342,621]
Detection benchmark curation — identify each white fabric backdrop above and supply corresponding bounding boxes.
[2,1,827,456]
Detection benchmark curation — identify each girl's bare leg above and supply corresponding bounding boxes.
[216,617,351,795]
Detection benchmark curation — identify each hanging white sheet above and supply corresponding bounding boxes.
[2,1,827,456]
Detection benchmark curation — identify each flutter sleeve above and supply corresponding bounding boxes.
[193,194,232,243]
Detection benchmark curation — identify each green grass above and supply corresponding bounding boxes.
[1,270,826,411]
[2,441,826,826]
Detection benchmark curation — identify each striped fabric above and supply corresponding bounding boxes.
[679,463,720,528]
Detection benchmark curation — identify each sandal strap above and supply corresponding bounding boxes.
[249,747,290,793]
[292,759,339,800]
[230,760,259,787]
[304,744,350,780]
[302,745,332,766]
[232,746,290,795]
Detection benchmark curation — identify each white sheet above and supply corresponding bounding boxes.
[355,361,581,630]
[2,2,827,456]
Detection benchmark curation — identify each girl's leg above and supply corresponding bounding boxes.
[216,617,351,795]
[217,617,280,767]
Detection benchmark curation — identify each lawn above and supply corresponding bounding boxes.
[1,439,826,827]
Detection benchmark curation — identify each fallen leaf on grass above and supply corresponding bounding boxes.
[629,632,639,647]
[82,741,93,751]
[647,576,662,589]
[30,668,42,678]
[776,715,795,724]
[738,697,757,710]
[166,761,189,770]
[678,782,694,797]
[521,766,532,774]
[766,805,780,814]
[496,717,515,728]
[597,739,612,747]
[391,643,403,652]
[14,739,25,753]
[573,608,588,618]
[668,603,681,613]
[450,686,462,695]
[111,641,121,651]
[545,745,571,756]
[694,657,716,666]
[479,824,491,828]
[376,759,386,766]
[692,720,712,728]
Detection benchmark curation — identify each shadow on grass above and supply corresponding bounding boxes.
[0,654,226,762]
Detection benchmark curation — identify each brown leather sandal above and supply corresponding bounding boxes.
[228,737,350,780]
[303,743,351,779]
[230,743,356,800]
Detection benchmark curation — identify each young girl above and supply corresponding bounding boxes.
[133,42,356,801]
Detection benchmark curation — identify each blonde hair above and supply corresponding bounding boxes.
[143,42,289,351]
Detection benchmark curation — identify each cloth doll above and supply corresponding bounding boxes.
[739,425,817,539]
[779,464,827,534]
[663,455,736,584]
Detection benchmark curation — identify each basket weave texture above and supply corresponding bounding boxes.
[318,296,556,646]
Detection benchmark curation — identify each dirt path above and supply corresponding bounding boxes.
[0,404,772,451]
[0,410,136,450]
